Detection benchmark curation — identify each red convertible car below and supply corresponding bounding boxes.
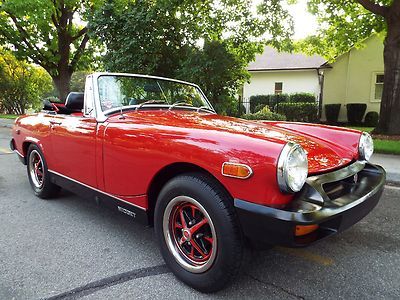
[10,73,385,292]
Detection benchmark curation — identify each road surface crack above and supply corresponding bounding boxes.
[43,264,170,300]
[245,272,305,299]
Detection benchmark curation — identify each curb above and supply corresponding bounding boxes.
[386,180,400,187]
[0,124,12,128]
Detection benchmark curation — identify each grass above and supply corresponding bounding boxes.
[345,126,400,155]
[0,114,19,119]
[346,126,374,133]
[374,139,400,155]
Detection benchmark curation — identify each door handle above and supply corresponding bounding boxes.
[49,120,62,125]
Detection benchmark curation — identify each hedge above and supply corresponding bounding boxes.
[289,93,316,103]
[276,102,318,123]
[346,103,367,125]
[249,93,316,113]
[242,106,286,121]
[249,94,289,113]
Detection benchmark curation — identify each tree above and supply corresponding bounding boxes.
[299,0,400,135]
[91,0,294,113]
[0,0,99,101]
[0,49,53,114]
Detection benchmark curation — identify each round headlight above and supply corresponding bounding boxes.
[359,132,374,161]
[277,142,308,193]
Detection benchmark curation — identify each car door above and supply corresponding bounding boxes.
[50,114,98,188]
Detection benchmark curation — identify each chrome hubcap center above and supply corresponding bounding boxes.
[182,229,191,241]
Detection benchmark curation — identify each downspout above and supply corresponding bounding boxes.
[317,68,325,120]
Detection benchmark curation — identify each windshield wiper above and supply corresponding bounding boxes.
[168,101,194,111]
[196,106,215,113]
[136,100,167,111]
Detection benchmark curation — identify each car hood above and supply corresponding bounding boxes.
[112,111,359,174]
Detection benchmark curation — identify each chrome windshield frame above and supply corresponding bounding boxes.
[90,72,215,122]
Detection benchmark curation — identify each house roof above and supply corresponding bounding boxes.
[247,46,329,71]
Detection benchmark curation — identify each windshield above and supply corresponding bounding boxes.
[97,75,213,112]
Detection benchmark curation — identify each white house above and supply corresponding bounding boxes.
[242,47,329,112]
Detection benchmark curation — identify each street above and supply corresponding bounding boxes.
[0,126,399,300]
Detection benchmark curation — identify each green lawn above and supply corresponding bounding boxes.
[0,114,19,119]
[346,126,374,133]
[345,126,400,155]
[374,139,400,155]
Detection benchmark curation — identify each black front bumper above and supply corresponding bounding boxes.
[235,162,386,248]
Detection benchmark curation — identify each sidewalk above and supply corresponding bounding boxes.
[370,153,400,184]
[0,118,14,128]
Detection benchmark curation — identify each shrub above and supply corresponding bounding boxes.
[364,111,379,127]
[242,106,286,121]
[276,102,318,123]
[254,103,267,113]
[346,103,367,125]
[249,94,289,113]
[249,95,270,113]
[289,93,316,103]
[325,104,341,124]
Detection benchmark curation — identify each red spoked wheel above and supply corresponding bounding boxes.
[29,149,44,188]
[27,144,60,199]
[163,196,217,273]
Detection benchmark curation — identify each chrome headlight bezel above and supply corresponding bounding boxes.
[277,142,309,193]
[358,132,374,161]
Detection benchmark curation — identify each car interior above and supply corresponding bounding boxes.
[43,92,84,116]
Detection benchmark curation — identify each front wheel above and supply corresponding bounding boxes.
[154,173,244,292]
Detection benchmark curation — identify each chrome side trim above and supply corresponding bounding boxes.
[48,169,147,211]
[14,149,24,158]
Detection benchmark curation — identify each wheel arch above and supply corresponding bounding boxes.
[147,162,232,225]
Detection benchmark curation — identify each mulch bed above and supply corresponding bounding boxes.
[371,134,400,141]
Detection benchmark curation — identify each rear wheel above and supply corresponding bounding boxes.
[154,173,244,292]
[27,144,60,199]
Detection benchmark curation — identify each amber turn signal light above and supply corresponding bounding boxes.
[295,224,319,237]
[221,162,253,179]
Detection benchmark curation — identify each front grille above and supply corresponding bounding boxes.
[323,174,358,201]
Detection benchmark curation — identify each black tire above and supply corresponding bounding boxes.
[27,144,60,199]
[154,172,244,293]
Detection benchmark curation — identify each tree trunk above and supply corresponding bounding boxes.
[52,71,72,102]
[375,5,400,135]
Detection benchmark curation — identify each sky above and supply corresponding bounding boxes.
[286,0,318,40]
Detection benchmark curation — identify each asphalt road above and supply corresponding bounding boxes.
[1,127,399,300]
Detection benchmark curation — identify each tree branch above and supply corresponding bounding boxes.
[356,0,388,17]
[72,27,88,41]
[70,34,90,71]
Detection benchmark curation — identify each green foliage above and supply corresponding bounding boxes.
[249,93,316,113]
[297,1,388,60]
[325,104,341,124]
[70,71,91,92]
[242,106,286,121]
[249,94,290,113]
[364,111,379,127]
[0,49,53,114]
[254,103,267,113]
[276,102,318,123]
[346,103,367,125]
[91,0,294,111]
[289,93,315,103]
[0,0,101,100]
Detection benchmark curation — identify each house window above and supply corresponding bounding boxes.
[275,82,283,95]
[372,73,384,101]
